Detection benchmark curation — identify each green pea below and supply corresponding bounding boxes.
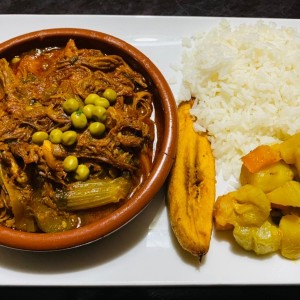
[49,128,63,144]
[63,155,78,172]
[92,106,106,122]
[12,56,20,64]
[88,122,105,137]
[63,98,79,115]
[61,130,77,146]
[102,88,117,102]
[84,93,101,105]
[32,131,49,145]
[74,164,90,181]
[82,104,95,119]
[94,97,110,108]
[71,110,88,129]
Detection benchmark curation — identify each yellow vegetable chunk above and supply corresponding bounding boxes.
[233,219,281,255]
[278,132,300,164]
[234,184,271,227]
[294,147,300,177]
[214,184,271,229]
[240,161,295,193]
[279,214,300,260]
[266,181,300,207]
[42,140,63,171]
[214,192,235,230]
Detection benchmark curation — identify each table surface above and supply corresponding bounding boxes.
[1,0,300,298]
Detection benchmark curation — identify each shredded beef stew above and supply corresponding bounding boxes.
[0,39,155,233]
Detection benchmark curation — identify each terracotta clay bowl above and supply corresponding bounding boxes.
[0,28,178,251]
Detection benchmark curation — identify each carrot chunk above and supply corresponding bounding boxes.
[241,145,281,173]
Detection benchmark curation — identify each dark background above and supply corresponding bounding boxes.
[1,0,299,299]
[0,0,299,18]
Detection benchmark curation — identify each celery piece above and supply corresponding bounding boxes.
[57,177,133,211]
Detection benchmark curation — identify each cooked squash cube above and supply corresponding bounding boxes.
[267,181,300,207]
[214,192,236,230]
[278,132,300,164]
[240,161,295,193]
[294,147,300,177]
[279,214,300,260]
[234,184,271,227]
[214,184,271,229]
[233,219,281,255]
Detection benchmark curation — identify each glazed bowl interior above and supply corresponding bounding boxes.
[0,28,178,251]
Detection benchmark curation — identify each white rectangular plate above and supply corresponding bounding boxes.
[0,15,299,286]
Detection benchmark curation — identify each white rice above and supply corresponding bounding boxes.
[178,19,300,182]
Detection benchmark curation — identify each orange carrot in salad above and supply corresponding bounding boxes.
[241,145,281,173]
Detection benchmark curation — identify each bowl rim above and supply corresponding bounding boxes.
[0,28,178,251]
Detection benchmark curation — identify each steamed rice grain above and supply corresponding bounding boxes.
[179,19,300,181]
